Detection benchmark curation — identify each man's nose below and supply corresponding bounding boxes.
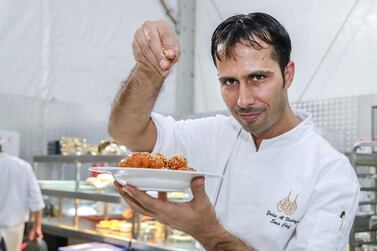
[237,83,255,108]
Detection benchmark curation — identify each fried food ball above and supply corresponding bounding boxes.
[118,158,128,168]
[167,155,188,170]
[119,152,151,168]
[119,152,195,171]
[153,152,168,166]
[149,154,164,169]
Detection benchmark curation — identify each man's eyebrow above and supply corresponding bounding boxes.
[218,70,274,81]
[218,76,237,82]
[248,70,274,76]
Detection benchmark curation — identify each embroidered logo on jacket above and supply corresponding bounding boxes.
[277,191,298,215]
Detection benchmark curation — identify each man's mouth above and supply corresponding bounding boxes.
[238,111,262,122]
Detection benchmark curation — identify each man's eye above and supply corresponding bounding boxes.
[222,79,238,86]
[253,75,265,81]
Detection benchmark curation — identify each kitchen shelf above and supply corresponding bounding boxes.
[349,142,377,251]
[33,155,124,163]
[360,201,377,206]
[352,240,377,246]
[352,153,377,166]
[361,187,377,192]
[39,181,121,203]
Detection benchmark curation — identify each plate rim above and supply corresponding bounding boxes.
[88,166,223,178]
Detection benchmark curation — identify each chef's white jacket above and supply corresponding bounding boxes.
[0,153,45,227]
[151,109,360,251]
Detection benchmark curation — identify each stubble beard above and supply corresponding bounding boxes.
[232,94,287,137]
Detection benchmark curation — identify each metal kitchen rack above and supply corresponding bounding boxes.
[349,142,377,250]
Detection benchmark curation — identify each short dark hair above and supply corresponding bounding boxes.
[211,12,291,75]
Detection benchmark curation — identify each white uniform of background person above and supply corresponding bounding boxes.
[150,109,360,251]
[0,145,45,251]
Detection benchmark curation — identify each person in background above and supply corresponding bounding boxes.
[0,139,45,251]
[109,12,360,250]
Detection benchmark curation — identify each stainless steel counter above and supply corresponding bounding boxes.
[39,180,121,203]
[42,217,199,251]
[34,155,124,163]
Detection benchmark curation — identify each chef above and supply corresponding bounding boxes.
[0,140,45,251]
[108,12,360,250]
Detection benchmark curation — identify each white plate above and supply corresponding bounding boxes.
[89,167,223,192]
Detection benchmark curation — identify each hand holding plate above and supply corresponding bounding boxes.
[114,177,222,242]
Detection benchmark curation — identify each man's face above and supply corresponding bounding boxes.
[217,41,292,136]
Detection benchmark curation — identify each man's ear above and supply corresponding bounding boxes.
[283,60,295,89]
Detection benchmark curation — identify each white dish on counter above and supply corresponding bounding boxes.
[88,167,223,192]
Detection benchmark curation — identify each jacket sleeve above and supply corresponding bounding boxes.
[26,162,45,212]
[150,112,233,173]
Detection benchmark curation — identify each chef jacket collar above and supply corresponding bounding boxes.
[236,109,315,152]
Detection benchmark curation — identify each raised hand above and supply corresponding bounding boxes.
[132,20,180,77]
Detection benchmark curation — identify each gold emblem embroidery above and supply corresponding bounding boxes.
[277,191,298,215]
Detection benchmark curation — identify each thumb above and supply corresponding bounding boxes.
[190,177,207,202]
[158,192,167,201]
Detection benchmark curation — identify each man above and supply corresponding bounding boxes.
[109,13,360,250]
[0,140,45,251]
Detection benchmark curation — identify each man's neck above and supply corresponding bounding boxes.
[253,106,300,150]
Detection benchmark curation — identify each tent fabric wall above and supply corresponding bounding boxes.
[2,0,377,115]
[0,0,178,114]
[194,0,377,112]
[0,0,43,98]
